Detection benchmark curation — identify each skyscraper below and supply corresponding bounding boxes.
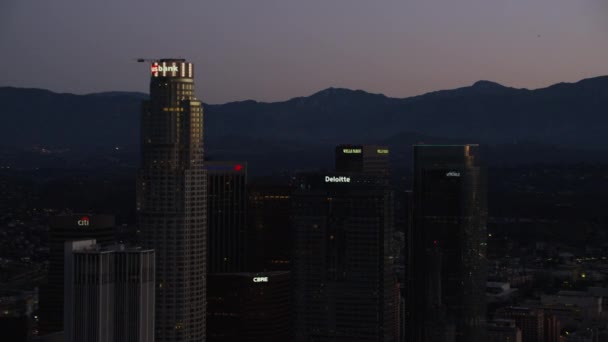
[247,181,292,271]
[408,144,487,342]
[39,214,115,335]
[335,144,390,177]
[64,240,155,342]
[494,307,544,342]
[206,161,247,273]
[137,59,207,341]
[487,319,522,342]
[292,172,396,342]
[207,271,291,342]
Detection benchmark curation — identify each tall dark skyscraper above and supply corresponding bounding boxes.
[292,172,396,342]
[137,59,207,341]
[206,161,247,273]
[38,214,115,335]
[408,144,487,342]
[247,181,292,271]
[207,271,291,342]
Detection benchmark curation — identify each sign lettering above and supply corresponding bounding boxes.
[151,63,179,76]
[325,176,351,183]
[77,216,90,227]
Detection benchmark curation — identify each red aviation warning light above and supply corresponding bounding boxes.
[234,164,243,171]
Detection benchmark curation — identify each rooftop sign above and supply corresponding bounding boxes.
[151,62,179,77]
[77,216,90,227]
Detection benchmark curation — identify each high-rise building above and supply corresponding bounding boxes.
[292,172,396,342]
[408,144,487,342]
[137,59,207,341]
[206,161,247,273]
[114,246,156,342]
[335,144,390,177]
[207,271,290,342]
[39,214,115,334]
[487,319,522,342]
[543,313,561,342]
[247,181,292,271]
[495,307,544,342]
[64,240,155,342]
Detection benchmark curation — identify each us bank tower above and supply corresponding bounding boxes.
[137,59,207,341]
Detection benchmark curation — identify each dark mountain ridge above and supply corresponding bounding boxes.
[1,76,608,153]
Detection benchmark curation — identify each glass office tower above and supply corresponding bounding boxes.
[408,145,487,342]
[206,161,247,273]
[293,172,396,342]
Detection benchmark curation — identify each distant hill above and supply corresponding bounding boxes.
[3,76,608,149]
[204,77,608,147]
[1,76,608,170]
[0,87,143,148]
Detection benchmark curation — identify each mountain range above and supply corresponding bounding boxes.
[1,76,607,171]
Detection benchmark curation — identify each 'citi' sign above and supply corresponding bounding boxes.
[77,216,90,227]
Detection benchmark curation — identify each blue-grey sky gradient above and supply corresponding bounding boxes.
[1,0,607,104]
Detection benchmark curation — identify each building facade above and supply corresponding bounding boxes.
[64,240,155,342]
[408,144,487,342]
[495,307,545,342]
[39,214,115,334]
[206,161,247,273]
[247,181,292,271]
[292,172,396,342]
[488,319,523,342]
[335,144,390,177]
[207,271,290,342]
[137,59,207,341]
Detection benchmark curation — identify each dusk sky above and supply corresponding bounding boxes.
[1,0,607,104]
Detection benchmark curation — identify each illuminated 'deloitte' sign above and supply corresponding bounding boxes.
[253,277,268,283]
[325,176,351,183]
[151,63,179,76]
[446,171,461,177]
[342,148,362,154]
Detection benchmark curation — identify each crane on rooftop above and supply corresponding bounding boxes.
[136,58,158,63]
